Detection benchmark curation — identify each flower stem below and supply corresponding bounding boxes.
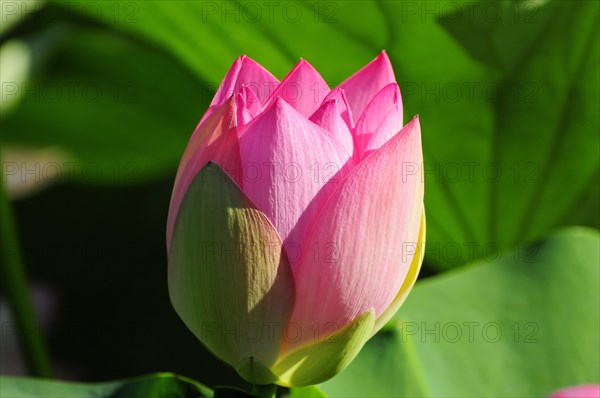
[0,179,52,377]
[252,384,277,398]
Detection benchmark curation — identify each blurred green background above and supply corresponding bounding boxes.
[1,0,598,397]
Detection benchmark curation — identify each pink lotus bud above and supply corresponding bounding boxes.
[167,52,425,386]
[549,385,600,398]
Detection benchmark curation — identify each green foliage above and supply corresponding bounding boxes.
[1,10,207,183]
[0,0,598,396]
[0,373,212,398]
[309,228,600,397]
[2,0,597,266]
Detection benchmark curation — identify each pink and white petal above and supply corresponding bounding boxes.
[323,87,355,129]
[264,59,330,117]
[239,98,354,262]
[360,107,405,159]
[371,209,425,336]
[338,51,396,124]
[167,96,243,251]
[310,99,355,159]
[353,83,402,157]
[289,116,424,347]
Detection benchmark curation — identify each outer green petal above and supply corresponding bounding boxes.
[371,209,426,336]
[168,162,295,384]
[272,310,375,387]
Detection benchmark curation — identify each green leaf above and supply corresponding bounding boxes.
[212,386,256,398]
[309,227,600,397]
[1,18,207,184]
[380,0,600,267]
[49,1,386,86]
[48,0,600,267]
[0,373,212,398]
[289,386,327,398]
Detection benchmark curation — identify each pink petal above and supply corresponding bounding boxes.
[212,55,279,106]
[236,85,261,127]
[239,97,354,262]
[353,83,402,159]
[310,99,355,159]
[199,56,279,126]
[549,385,600,398]
[264,59,330,117]
[362,107,404,157]
[289,116,423,347]
[323,87,355,129]
[338,51,396,124]
[167,95,244,251]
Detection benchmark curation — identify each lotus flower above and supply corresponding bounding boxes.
[167,52,425,386]
[549,385,600,398]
